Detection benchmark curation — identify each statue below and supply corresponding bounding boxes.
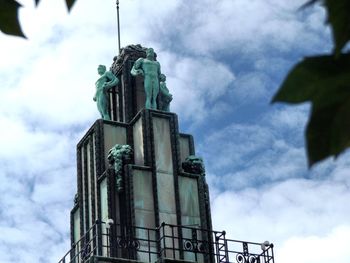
[182,155,209,203]
[93,65,119,120]
[157,74,172,112]
[131,48,161,109]
[182,155,205,175]
[107,144,133,192]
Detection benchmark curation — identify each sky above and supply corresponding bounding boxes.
[1,0,350,262]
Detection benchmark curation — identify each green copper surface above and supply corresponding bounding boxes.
[182,155,205,175]
[93,65,119,120]
[158,74,172,112]
[131,48,161,109]
[107,144,133,192]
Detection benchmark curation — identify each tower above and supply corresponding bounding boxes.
[59,45,275,263]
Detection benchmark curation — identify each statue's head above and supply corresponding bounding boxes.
[146,48,155,59]
[98,65,106,74]
[160,74,166,82]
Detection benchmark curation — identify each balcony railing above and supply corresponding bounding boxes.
[58,221,274,263]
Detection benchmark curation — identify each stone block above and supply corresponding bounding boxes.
[133,118,144,165]
[157,172,176,214]
[103,124,127,166]
[133,170,154,211]
[152,117,173,173]
[179,136,190,163]
[134,209,156,231]
[179,177,200,217]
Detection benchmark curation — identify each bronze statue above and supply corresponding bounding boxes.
[93,65,119,120]
[131,48,161,109]
[158,73,172,112]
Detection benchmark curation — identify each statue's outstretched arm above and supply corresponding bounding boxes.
[131,58,144,76]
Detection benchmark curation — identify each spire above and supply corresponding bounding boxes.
[116,0,121,54]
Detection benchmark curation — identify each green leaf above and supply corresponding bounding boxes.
[272,54,350,104]
[306,104,334,166]
[301,0,350,56]
[65,0,77,11]
[331,97,350,155]
[272,54,350,167]
[306,95,350,166]
[324,0,350,56]
[0,0,26,38]
[34,0,76,11]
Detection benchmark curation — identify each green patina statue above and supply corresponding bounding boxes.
[182,155,208,203]
[131,48,161,109]
[182,155,205,175]
[93,65,119,120]
[158,73,172,112]
[107,144,133,192]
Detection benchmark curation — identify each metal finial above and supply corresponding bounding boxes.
[116,0,121,54]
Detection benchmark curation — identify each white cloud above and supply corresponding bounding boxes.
[199,123,287,172]
[231,72,270,101]
[160,0,329,55]
[278,225,350,263]
[210,175,350,263]
[159,52,235,123]
[268,105,309,131]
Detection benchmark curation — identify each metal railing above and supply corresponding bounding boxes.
[58,222,100,263]
[58,221,275,263]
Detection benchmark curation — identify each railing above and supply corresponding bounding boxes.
[58,223,99,263]
[58,221,275,263]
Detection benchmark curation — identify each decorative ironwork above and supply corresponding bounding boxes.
[59,221,275,263]
[243,242,249,256]
[183,239,208,253]
[183,239,194,251]
[80,244,91,260]
[236,253,261,263]
[117,238,140,249]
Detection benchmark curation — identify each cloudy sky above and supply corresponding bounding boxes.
[1,0,350,262]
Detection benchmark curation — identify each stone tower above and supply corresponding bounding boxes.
[59,45,275,263]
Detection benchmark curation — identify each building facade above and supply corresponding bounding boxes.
[59,45,275,263]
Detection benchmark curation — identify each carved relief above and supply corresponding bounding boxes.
[107,144,133,192]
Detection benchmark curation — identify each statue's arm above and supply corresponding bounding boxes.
[160,83,173,100]
[157,62,161,78]
[104,71,119,88]
[160,83,170,95]
[134,58,143,69]
[93,80,98,101]
[130,58,144,76]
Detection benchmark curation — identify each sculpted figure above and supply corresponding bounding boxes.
[93,65,119,120]
[107,144,133,192]
[131,48,161,109]
[182,155,205,175]
[158,74,172,112]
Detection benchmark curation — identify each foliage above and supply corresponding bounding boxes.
[0,0,76,38]
[272,0,350,167]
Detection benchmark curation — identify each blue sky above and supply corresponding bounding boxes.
[1,0,350,262]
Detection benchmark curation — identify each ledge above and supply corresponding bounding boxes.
[90,256,195,263]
